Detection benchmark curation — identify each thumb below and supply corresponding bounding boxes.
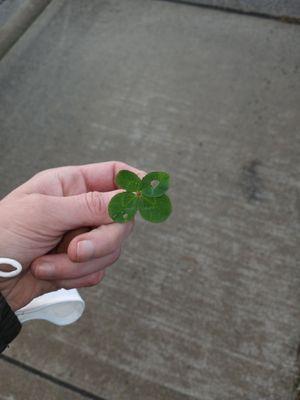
[48,190,121,230]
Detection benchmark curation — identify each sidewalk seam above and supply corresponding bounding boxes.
[0,0,54,61]
[0,354,107,400]
[158,0,300,24]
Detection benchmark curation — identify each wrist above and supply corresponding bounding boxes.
[0,292,22,352]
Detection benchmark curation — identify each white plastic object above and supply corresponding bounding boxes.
[16,289,85,326]
[0,257,22,278]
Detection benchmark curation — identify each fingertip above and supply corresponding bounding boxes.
[68,235,96,263]
[31,260,56,279]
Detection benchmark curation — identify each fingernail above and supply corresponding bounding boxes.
[37,263,55,277]
[77,240,94,260]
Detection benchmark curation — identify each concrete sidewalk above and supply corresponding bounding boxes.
[171,0,300,19]
[0,0,52,60]
[0,0,300,399]
[0,0,23,25]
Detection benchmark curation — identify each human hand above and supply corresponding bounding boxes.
[0,161,144,311]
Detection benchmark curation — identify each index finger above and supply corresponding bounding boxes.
[78,161,146,192]
[14,161,146,197]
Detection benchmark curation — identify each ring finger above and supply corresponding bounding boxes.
[31,249,121,280]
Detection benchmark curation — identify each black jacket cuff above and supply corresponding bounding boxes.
[0,294,22,353]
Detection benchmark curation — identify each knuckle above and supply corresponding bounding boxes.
[84,191,104,217]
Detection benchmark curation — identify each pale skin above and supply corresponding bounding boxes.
[0,161,145,311]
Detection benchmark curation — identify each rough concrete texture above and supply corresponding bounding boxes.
[0,0,25,25]
[169,0,300,19]
[0,358,87,399]
[0,0,53,60]
[0,0,300,399]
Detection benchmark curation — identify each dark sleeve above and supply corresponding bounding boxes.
[0,293,22,353]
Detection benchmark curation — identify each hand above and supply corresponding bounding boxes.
[0,161,144,311]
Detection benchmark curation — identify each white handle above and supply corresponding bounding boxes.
[16,289,85,326]
[0,258,22,278]
[0,258,85,326]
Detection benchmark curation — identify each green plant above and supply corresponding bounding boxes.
[108,170,172,223]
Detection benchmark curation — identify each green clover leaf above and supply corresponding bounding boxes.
[108,170,172,223]
[108,192,138,223]
[116,170,142,192]
[140,172,170,197]
[138,194,172,223]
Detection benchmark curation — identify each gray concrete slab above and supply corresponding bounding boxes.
[168,0,300,19]
[0,0,24,25]
[0,358,86,400]
[0,0,300,399]
[0,0,53,60]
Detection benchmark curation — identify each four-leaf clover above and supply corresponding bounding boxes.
[108,170,172,223]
